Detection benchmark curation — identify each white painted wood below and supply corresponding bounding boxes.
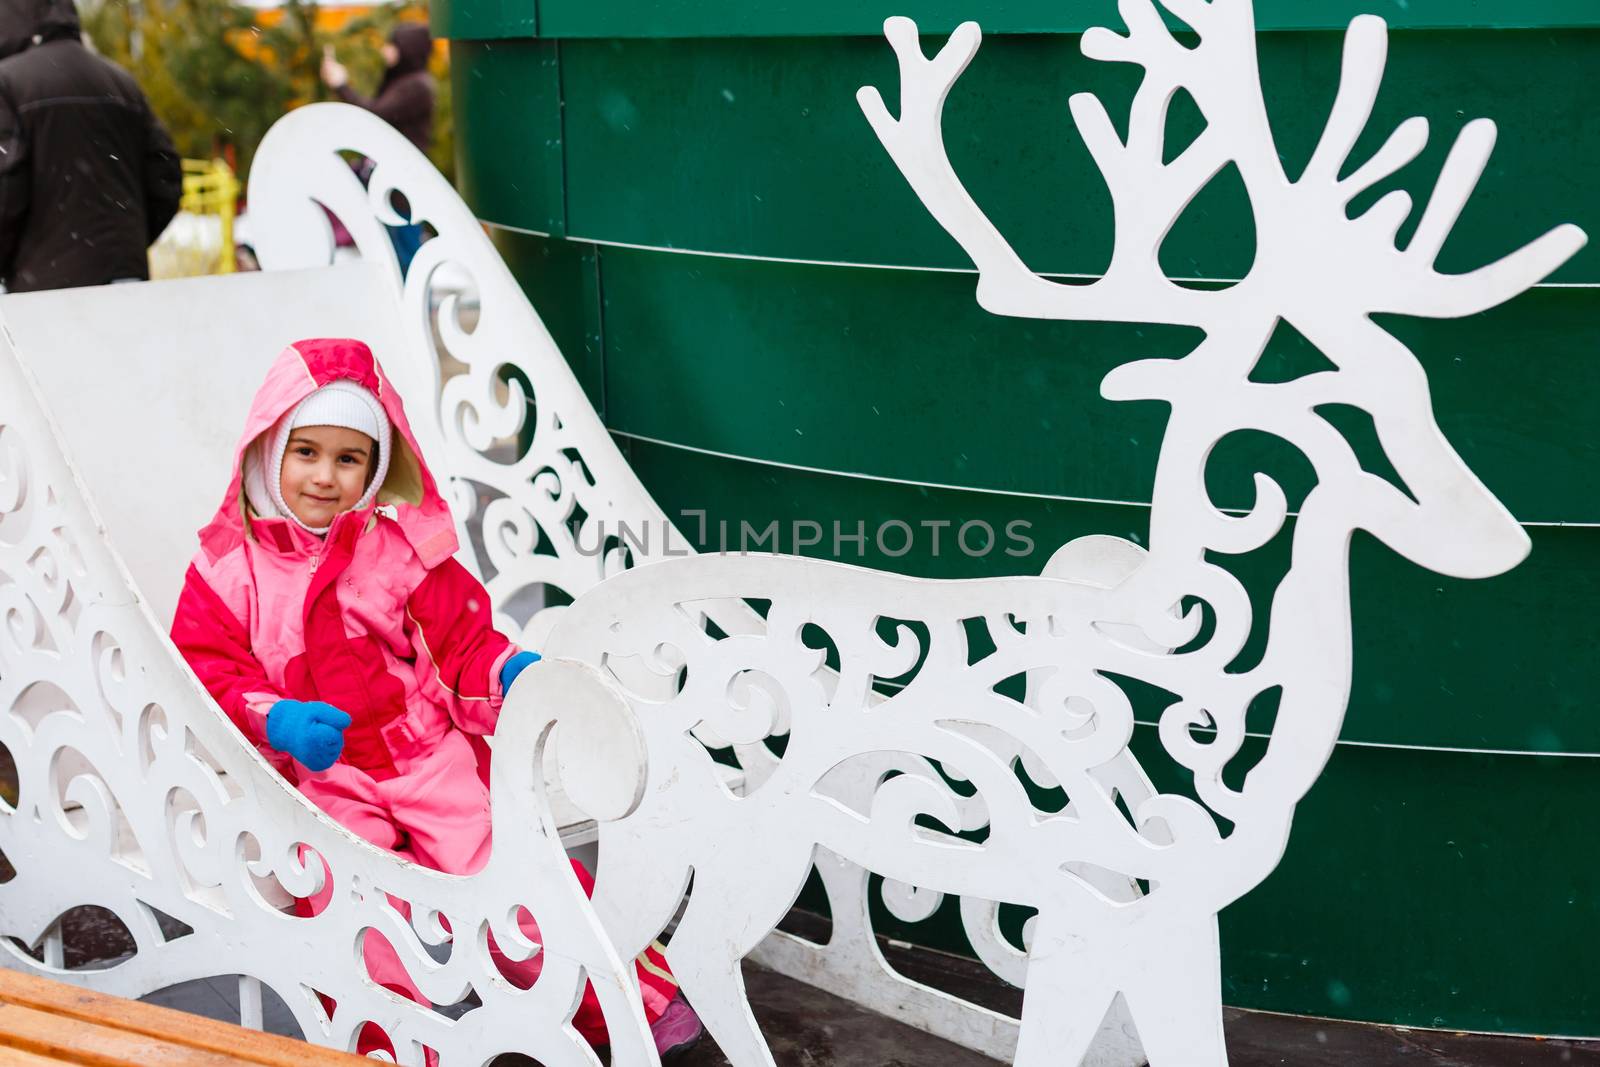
[745,534,1155,1066]
[543,762,748,851]
[240,974,264,1031]
[41,923,63,970]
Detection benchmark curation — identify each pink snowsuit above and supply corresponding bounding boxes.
[172,339,676,1055]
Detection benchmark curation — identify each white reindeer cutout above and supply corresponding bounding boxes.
[547,3,1585,1065]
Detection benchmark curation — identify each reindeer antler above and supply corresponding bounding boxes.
[1290,15,1586,320]
[858,13,1220,328]
[863,5,1585,333]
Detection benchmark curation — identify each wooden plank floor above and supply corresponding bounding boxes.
[0,969,364,1066]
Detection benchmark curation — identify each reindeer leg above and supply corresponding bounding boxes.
[1012,913,1119,1067]
[662,885,776,1067]
[663,843,816,1067]
[590,828,693,963]
[1120,912,1228,1067]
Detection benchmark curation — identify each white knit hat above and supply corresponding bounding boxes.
[243,380,393,535]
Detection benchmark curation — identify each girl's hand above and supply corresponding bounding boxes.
[266,699,351,772]
[500,651,542,695]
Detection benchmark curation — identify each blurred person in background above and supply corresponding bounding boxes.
[320,22,432,273]
[321,21,434,155]
[0,0,182,292]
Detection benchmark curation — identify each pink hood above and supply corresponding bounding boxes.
[198,338,457,569]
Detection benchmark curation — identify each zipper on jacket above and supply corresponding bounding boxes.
[309,552,321,578]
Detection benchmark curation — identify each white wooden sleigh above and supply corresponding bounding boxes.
[0,3,1582,1066]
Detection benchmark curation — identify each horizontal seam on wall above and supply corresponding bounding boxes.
[850,665,1594,759]
[1131,719,1600,760]
[611,428,1156,509]
[453,18,1600,40]
[1230,1005,1599,1045]
[482,219,1596,289]
[610,429,1600,529]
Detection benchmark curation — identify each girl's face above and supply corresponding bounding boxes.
[280,425,375,528]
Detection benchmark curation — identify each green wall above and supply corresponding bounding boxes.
[442,1,1599,1038]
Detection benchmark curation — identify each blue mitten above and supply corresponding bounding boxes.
[499,651,541,695]
[265,700,351,772]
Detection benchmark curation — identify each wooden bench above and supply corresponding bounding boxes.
[0,969,364,1065]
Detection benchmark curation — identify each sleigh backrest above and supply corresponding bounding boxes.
[0,263,409,626]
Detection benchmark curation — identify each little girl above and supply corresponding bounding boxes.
[172,338,701,1059]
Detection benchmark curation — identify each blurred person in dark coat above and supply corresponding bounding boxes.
[0,0,182,292]
[321,22,435,154]
[320,22,435,273]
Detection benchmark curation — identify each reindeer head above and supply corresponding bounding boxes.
[859,0,1585,583]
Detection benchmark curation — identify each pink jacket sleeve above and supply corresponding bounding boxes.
[405,557,517,736]
[171,562,285,750]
